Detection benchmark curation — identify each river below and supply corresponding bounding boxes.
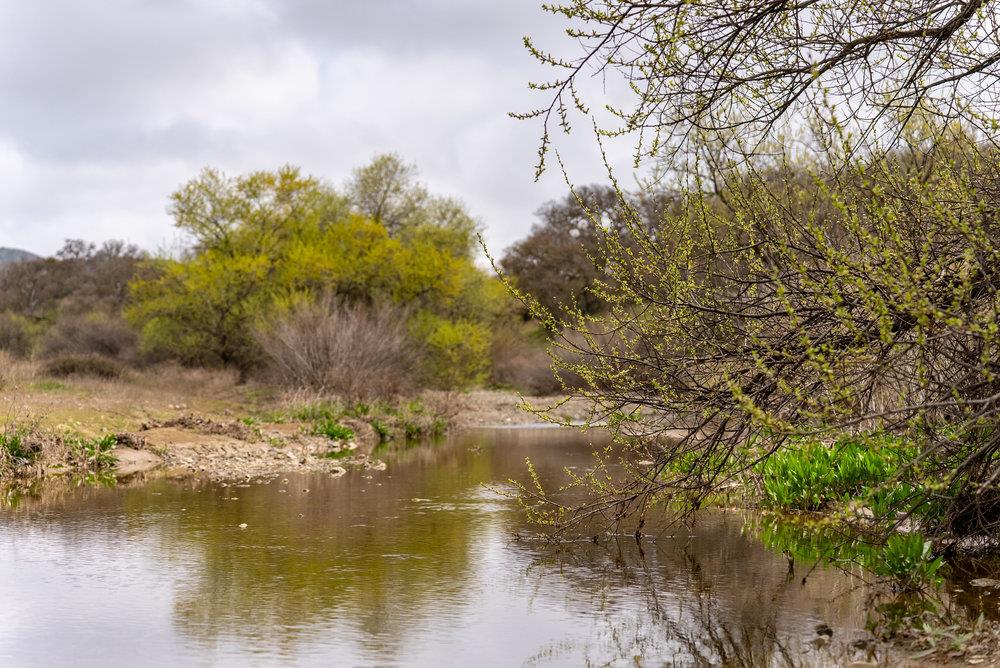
[0,427,911,666]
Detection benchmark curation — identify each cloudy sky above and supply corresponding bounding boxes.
[0,0,639,257]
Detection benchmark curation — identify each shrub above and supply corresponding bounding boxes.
[258,298,416,401]
[43,354,124,379]
[40,312,138,361]
[0,312,33,357]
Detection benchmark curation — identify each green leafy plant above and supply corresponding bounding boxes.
[70,435,118,471]
[874,534,945,590]
[0,430,38,468]
[312,420,354,442]
[370,419,391,442]
[757,434,916,512]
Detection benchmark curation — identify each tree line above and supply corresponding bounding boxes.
[0,153,624,398]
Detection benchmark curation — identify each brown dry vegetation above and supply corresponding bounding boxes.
[256,298,416,401]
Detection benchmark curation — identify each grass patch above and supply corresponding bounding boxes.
[0,429,39,469]
[252,398,450,444]
[29,379,67,392]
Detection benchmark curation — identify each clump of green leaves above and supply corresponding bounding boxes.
[0,430,38,470]
[312,420,354,442]
[758,433,917,512]
[370,419,391,442]
[69,434,118,472]
[753,516,945,591]
[874,534,945,589]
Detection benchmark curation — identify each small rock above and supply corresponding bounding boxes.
[238,523,248,529]
[970,578,1000,588]
[815,623,833,637]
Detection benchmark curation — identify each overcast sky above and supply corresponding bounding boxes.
[0,0,639,257]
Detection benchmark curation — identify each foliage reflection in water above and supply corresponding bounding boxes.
[0,427,995,666]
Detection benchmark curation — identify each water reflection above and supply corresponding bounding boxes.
[0,427,977,665]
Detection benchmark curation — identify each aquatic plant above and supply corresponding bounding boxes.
[370,419,391,443]
[752,515,946,591]
[874,534,945,590]
[757,433,917,512]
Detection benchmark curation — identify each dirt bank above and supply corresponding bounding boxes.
[138,421,385,480]
[121,391,596,481]
[0,362,597,483]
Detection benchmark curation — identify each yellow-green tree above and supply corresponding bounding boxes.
[127,162,505,388]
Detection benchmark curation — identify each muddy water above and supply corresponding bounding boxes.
[0,428,894,666]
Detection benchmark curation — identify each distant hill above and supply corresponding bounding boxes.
[0,247,40,265]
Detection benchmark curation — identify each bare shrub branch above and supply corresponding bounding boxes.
[257,297,416,402]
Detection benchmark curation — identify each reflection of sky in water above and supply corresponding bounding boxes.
[0,428,883,666]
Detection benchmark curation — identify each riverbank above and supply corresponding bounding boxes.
[4,360,994,664]
[0,360,594,483]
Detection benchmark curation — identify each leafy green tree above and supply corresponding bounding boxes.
[128,167,339,375]
[347,153,480,257]
[128,162,506,389]
[170,165,348,256]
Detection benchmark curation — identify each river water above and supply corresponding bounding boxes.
[0,427,916,666]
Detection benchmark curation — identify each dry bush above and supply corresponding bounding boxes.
[43,354,124,379]
[489,325,562,395]
[0,313,32,358]
[0,350,12,389]
[257,298,416,402]
[40,313,138,362]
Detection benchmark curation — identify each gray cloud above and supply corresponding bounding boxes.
[0,0,637,257]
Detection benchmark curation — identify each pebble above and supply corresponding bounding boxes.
[970,578,1000,588]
